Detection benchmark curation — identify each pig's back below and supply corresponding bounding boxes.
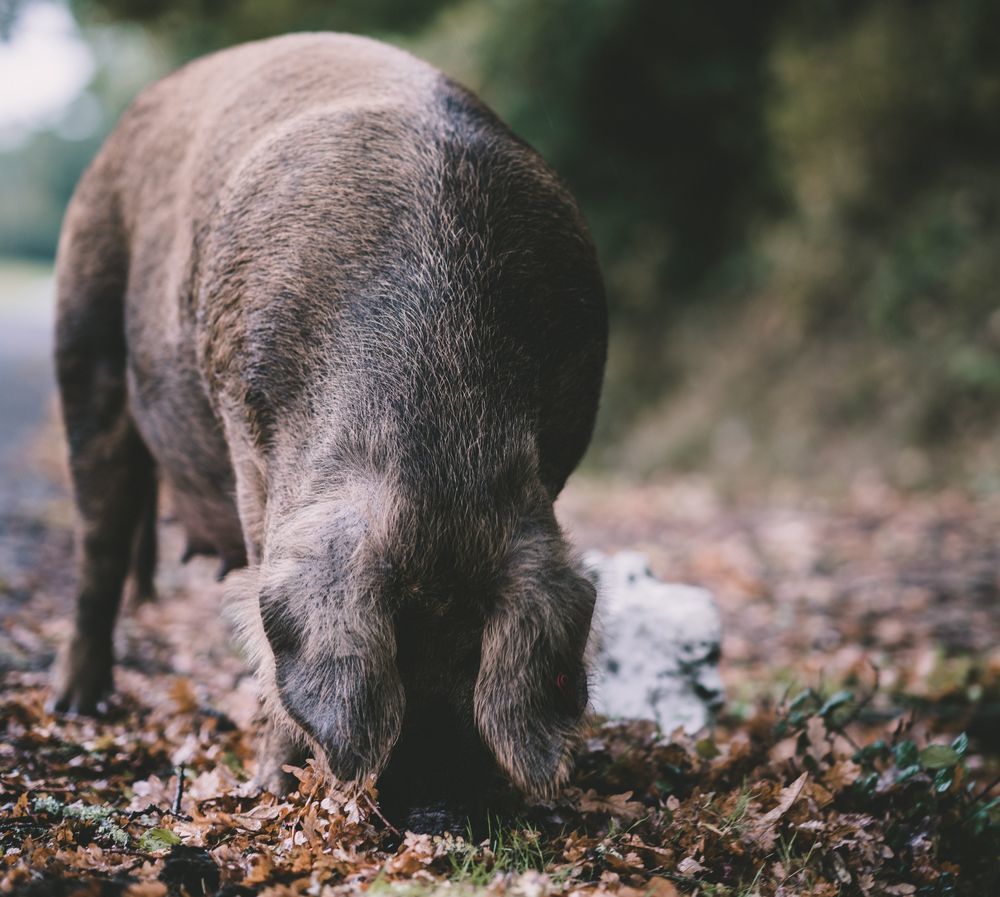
[108,33,442,355]
[110,33,440,228]
[106,33,605,522]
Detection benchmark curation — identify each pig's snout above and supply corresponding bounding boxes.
[375,700,508,835]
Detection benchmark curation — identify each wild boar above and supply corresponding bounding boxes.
[51,32,607,829]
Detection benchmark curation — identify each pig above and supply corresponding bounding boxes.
[50,33,607,829]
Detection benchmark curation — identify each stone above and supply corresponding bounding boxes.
[586,550,724,733]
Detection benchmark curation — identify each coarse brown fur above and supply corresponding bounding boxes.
[51,33,607,826]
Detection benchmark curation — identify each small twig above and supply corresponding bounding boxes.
[974,774,1000,802]
[839,731,862,753]
[172,765,185,816]
[837,662,881,753]
[125,802,164,820]
[363,791,400,836]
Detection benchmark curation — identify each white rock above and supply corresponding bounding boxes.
[585,550,723,733]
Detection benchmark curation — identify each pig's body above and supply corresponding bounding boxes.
[53,34,606,828]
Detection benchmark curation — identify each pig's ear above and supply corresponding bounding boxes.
[261,597,405,784]
[474,561,596,797]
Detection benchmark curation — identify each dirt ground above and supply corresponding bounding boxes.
[1,413,998,895]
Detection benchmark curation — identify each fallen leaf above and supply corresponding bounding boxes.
[748,772,809,850]
[676,856,705,875]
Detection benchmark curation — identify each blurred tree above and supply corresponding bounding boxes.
[465,0,789,307]
[71,0,458,53]
[0,127,101,258]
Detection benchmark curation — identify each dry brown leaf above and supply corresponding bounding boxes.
[169,676,198,714]
[747,772,809,850]
[384,832,435,875]
[576,789,647,822]
[644,877,680,897]
[806,715,830,763]
[123,883,168,897]
[823,759,861,792]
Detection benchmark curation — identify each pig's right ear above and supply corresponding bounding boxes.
[474,560,596,797]
[260,596,405,784]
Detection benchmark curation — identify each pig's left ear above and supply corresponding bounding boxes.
[261,596,405,784]
[474,561,596,796]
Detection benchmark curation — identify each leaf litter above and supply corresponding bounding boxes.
[1,443,999,895]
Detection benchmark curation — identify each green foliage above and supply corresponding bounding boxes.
[447,818,554,884]
[777,688,1000,894]
[0,128,102,259]
[31,795,130,847]
[138,826,182,851]
[71,0,455,56]
[774,686,858,739]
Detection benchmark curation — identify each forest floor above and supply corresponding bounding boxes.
[1,416,998,896]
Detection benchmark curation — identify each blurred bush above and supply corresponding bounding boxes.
[1,0,998,490]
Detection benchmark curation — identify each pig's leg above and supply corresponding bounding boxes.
[124,475,158,605]
[51,368,156,713]
[51,189,155,713]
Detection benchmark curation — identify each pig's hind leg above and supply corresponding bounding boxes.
[51,184,157,714]
[124,478,159,606]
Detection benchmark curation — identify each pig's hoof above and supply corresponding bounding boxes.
[49,678,111,715]
[124,578,157,606]
[49,638,113,715]
[254,763,299,797]
[254,752,308,797]
[254,728,309,796]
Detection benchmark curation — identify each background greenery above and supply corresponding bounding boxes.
[2,0,998,493]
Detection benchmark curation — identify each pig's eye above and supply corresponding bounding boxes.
[555,672,570,693]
